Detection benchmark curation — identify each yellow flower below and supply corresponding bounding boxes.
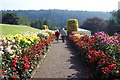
[74,34,84,38]
[116,70,119,74]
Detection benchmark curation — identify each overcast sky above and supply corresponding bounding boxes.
[0,0,120,12]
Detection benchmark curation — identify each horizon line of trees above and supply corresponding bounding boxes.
[1,9,120,35]
[1,12,58,30]
[1,10,111,28]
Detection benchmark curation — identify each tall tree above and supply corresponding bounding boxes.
[30,20,42,29]
[43,19,48,25]
[81,17,108,34]
[107,19,117,35]
[0,12,2,23]
[2,13,19,24]
[18,16,30,26]
[110,10,120,33]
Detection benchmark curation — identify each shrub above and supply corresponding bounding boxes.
[67,19,78,34]
[42,25,48,30]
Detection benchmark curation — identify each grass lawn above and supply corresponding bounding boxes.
[0,24,41,37]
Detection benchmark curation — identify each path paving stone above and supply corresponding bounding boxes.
[33,40,94,78]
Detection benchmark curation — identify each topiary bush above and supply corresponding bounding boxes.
[67,19,78,34]
[42,25,48,30]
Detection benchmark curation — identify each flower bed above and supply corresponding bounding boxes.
[0,30,55,79]
[68,31,120,79]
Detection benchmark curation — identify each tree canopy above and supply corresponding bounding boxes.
[2,13,19,24]
[81,17,108,34]
[1,10,111,29]
[111,10,120,33]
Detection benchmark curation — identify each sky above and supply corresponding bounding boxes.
[0,0,120,12]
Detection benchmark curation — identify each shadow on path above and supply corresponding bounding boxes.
[65,42,94,79]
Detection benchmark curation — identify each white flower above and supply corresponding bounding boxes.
[6,46,11,52]
[42,32,49,37]
[0,46,3,51]
[7,41,11,45]
[5,45,15,54]
[0,51,4,54]
[9,50,15,54]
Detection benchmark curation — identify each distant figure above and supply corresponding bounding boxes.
[60,28,67,43]
[55,30,60,42]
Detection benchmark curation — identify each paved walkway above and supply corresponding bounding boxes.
[33,40,94,78]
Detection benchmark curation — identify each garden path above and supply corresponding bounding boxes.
[33,40,94,78]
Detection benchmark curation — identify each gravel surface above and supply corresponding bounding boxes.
[33,40,94,78]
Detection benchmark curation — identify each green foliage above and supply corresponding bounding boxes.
[31,20,42,29]
[107,19,117,35]
[48,26,58,30]
[0,12,2,23]
[18,16,30,26]
[2,12,19,25]
[67,19,78,34]
[42,19,56,29]
[0,24,40,36]
[106,10,120,35]
[43,19,48,25]
[42,25,48,30]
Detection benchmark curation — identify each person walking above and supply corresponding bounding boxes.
[55,30,60,42]
[60,28,67,43]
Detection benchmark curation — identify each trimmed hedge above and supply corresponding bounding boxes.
[42,25,48,30]
[67,19,78,34]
